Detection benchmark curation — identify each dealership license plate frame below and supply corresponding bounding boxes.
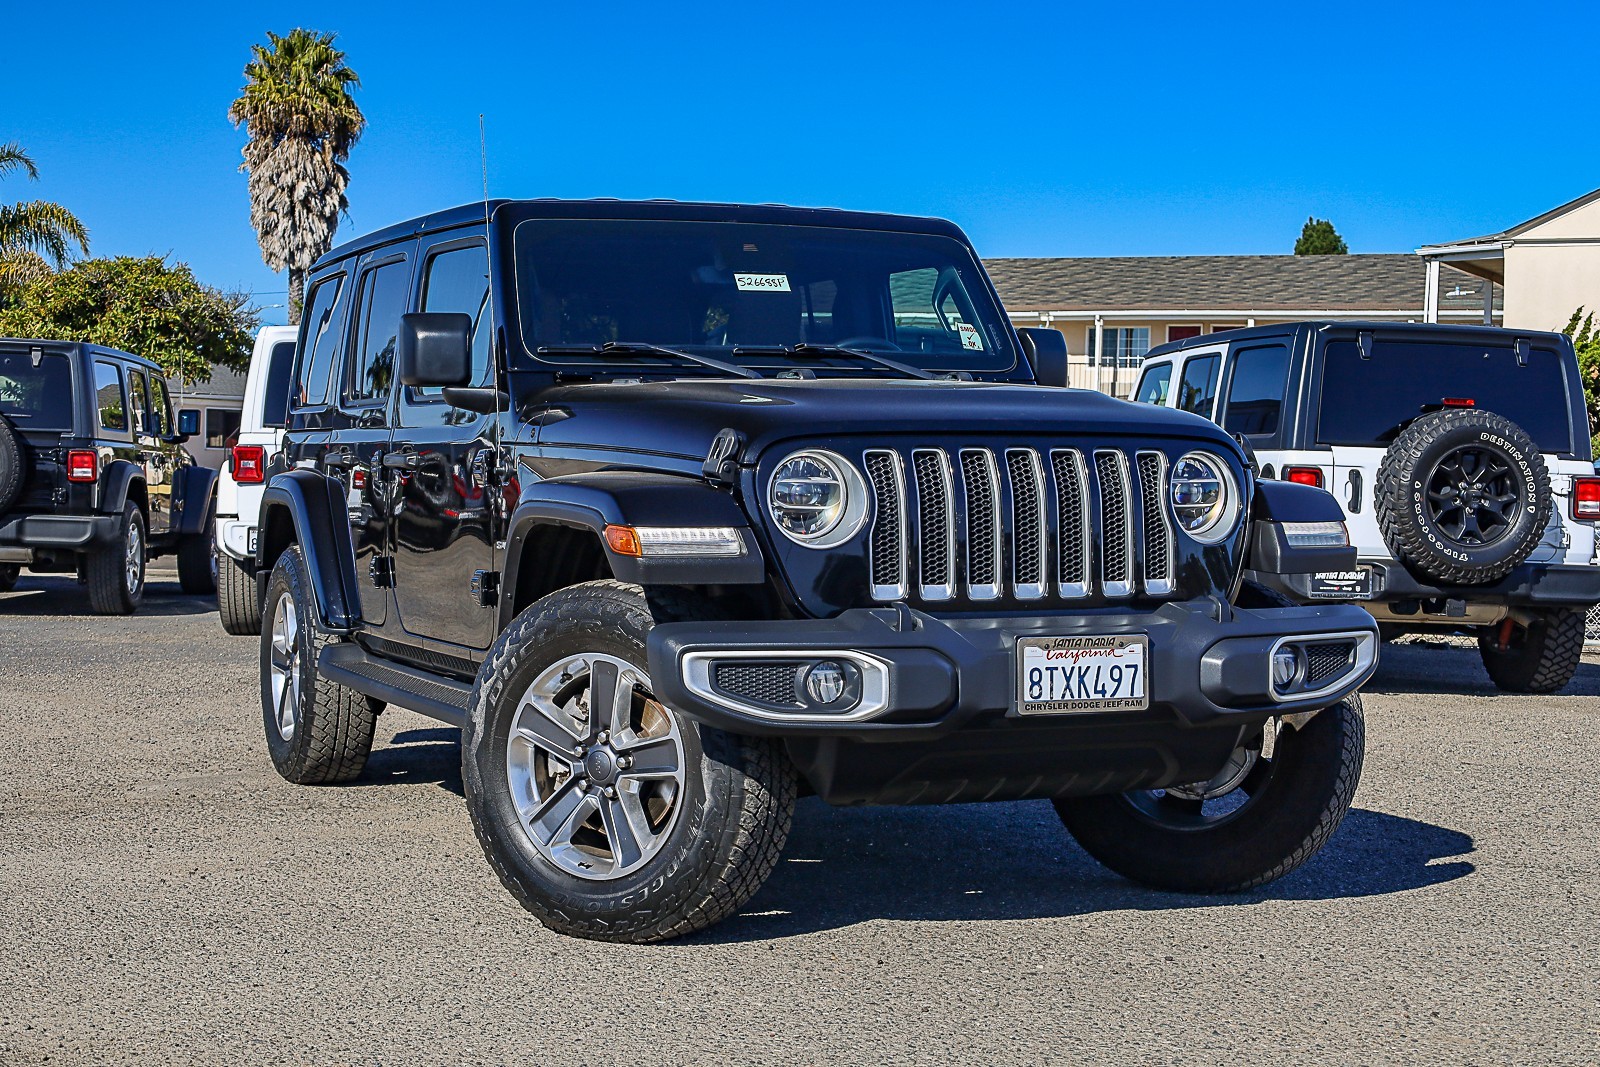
[1307,565,1379,600]
[1015,634,1150,715]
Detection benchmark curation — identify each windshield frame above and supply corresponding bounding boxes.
[508,216,1021,378]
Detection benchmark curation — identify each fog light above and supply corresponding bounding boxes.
[1272,647,1303,691]
[804,661,848,705]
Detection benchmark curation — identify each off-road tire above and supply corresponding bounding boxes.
[177,513,216,595]
[1374,408,1551,585]
[1055,694,1365,892]
[86,503,145,615]
[463,580,796,944]
[260,545,376,784]
[0,563,19,594]
[217,550,262,635]
[0,414,22,513]
[1478,608,1585,694]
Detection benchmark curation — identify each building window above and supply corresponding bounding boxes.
[205,408,242,449]
[1087,327,1149,368]
[1167,326,1203,343]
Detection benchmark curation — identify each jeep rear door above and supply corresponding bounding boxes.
[387,235,499,653]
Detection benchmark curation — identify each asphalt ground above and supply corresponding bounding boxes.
[1,562,1597,1066]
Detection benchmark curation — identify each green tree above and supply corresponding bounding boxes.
[228,29,365,324]
[0,256,257,383]
[1294,217,1348,255]
[1563,307,1600,454]
[0,142,89,299]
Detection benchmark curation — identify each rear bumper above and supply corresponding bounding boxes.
[0,513,121,550]
[648,599,1378,741]
[217,516,256,563]
[1257,558,1600,608]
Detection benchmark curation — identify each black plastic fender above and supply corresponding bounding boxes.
[172,465,218,535]
[1251,478,1347,523]
[255,468,362,632]
[99,459,146,516]
[502,470,765,627]
[1247,479,1355,575]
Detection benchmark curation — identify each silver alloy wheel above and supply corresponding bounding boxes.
[505,653,687,881]
[125,518,143,595]
[268,593,302,741]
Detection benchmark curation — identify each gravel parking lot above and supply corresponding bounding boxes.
[2,563,1597,1066]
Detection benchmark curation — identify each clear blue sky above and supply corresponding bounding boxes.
[7,1,1598,325]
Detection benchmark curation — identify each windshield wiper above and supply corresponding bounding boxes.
[734,343,936,380]
[538,341,760,380]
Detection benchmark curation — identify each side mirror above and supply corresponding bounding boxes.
[1017,327,1069,388]
[176,409,200,437]
[398,312,472,387]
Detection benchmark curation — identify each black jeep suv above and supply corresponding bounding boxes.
[0,339,217,613]
[256,200,1378,943]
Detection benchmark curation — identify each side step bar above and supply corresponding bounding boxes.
[318,643,473,727]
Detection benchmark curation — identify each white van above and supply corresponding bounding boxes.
[215,325,297,634]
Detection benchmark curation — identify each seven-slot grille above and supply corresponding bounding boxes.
[863,445,1177,603]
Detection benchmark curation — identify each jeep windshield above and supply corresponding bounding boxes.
[0,350,73,431]
[511,219,1018,375]
[1317,336,1578,454]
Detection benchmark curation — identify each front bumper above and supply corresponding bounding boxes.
[648,599,1378,741]
[0,513,122,551]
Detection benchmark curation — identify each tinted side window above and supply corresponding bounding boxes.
[1134,362,1171,405]
[149,377,172,437]
[296,274,348,407]
[1176,355,1220,417]
[206,408,242,448]
[412,244,492,403]
[95,361,127,432]
[1223,344,1288,436]
[263,341,296,428]
[126,369,152,436]
[348,260,410,404]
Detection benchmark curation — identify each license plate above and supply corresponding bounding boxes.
[1016,635,1149,714]
[1308,567,1375,600]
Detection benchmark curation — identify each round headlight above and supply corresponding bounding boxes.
[768,450,868,548]
[1169,452,1239,543]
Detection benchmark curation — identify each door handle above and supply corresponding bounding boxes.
[1346,470,1363,513]
[382,451,419,471]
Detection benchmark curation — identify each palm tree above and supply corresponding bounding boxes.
[0,142,89,298]
[229,29,364,324]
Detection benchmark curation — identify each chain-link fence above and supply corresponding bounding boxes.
[1588,604,1600,649]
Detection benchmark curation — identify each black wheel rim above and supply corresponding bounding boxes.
[1425,445,1520,547]
[1120,723,1276,831]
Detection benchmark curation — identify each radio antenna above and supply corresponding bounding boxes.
[479,114,505,421]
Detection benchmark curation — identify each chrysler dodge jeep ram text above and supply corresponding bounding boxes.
[254,200,1378,942]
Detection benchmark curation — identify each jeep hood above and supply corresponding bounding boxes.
[528,378,1240,462]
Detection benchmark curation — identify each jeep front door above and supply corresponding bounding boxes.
[387,238,498,652]
[126,367,174,539]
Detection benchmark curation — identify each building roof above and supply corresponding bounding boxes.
[1421,186,1600,250]
[983,253,1498,315]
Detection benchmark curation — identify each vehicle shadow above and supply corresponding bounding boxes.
[691,799,1474,943]
[360,727,464,794]
[1364,638,1600,697]
[0,574,216,617]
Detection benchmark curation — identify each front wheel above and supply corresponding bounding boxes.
[463,581,796,943]
[1055,695,1365,892]
[1479,609,1585,694]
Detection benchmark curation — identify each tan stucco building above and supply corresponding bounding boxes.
[1418,187,1600,334]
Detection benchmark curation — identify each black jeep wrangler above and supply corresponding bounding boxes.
[0,339,217,613]
[256,200,1378,943]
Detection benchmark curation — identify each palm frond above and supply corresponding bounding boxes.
[0,142,40,182]
[0,200,91,266]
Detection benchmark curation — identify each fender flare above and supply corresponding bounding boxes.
[1246,478,1355,575]
[255,468,362,632]
[172,465,218,536]
[502,470,764,628]
[99,460,146,516]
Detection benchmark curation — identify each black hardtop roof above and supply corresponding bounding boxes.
[317,198,971,269]
[1143,320,1568,362]
[0,336,163,373]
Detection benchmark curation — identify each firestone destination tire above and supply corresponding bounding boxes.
[1055,695,1365,893]
[1374,408,1551,586]
[463,580,796,944]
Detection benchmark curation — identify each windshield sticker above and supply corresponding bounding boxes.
[957,322,985,351]
[734,273,791,293]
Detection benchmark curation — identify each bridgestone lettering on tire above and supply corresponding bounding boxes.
[1478,608,1585,694]
[260,545,376,784]
[1374,408,1551,585]
[462,580,796,944]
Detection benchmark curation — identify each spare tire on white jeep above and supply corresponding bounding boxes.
[1374,408,1552,586]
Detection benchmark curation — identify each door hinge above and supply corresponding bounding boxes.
[369,556,395,587]
[471,569,500,607]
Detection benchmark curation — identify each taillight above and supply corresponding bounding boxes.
[66,449,98,483]
[1573,477,1600,520]
[232,445,266,484]
[1284,466,1324,489]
